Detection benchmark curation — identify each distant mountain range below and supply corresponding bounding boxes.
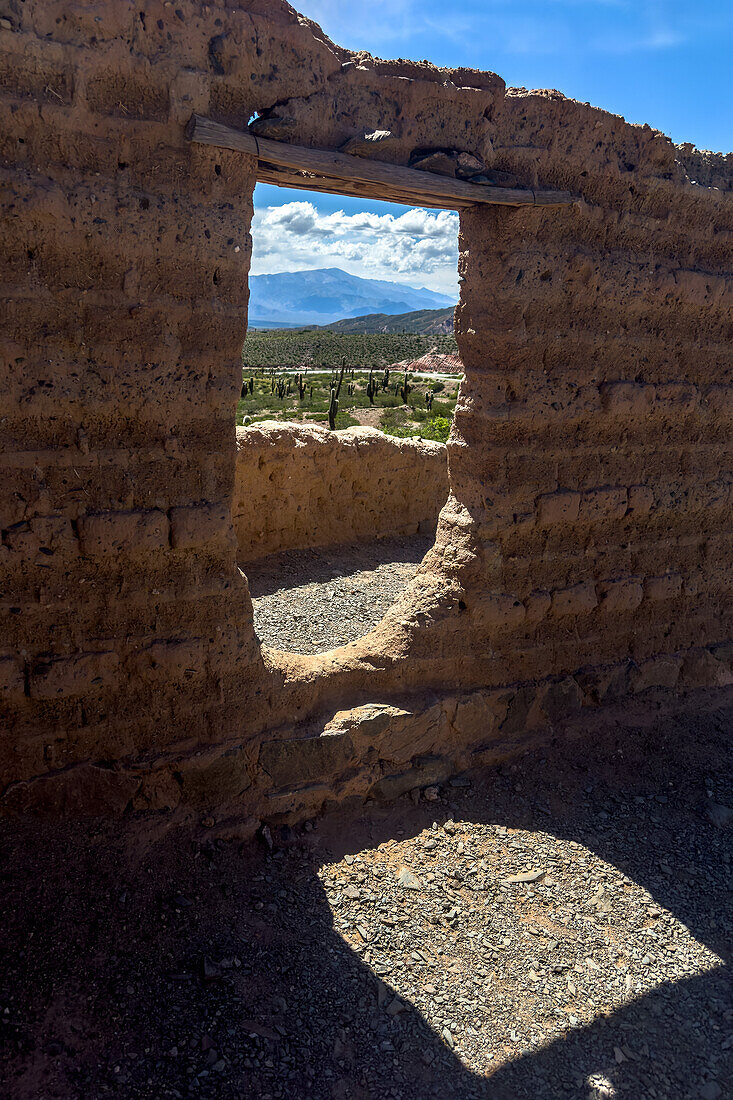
[248,267,456,327]
[320,307,454,334]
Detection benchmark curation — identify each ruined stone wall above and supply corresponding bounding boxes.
[1,0,731,819]
[233,423,447,562]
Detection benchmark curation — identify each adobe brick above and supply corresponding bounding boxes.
[626,485,654,516]
[524,591,551,624]
[85,67,168,121]
[644,573,683,601]
[551,582,598,617]
[579,487,628,524]
[136,639,207,682]
[29,651,119,700]
[169,502,235,551]
[77,510,169,556]
[680,648,733,689]
[597,577,644,613]
[704,385,733,418]
[474,593,526,631]
[631,656,683,693]
[536,491,581,526]
[600,381,656,416]
[3,516,78,558]
[0,657,25,699]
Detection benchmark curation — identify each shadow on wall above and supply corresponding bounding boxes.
[0,701,730,1098]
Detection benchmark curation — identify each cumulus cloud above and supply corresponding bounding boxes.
[250,201,460,295]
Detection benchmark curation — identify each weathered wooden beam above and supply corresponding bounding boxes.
[255,162,467,210]
[187,115,576,210]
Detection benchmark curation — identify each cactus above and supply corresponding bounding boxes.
[383,367,390,390]
[399,371,412,403]
[297,373,306,400]
[366,369,378,405]
[276,378,286,399]
[425,389,434,410]
[328,386,339,430]
[334,359,346,399]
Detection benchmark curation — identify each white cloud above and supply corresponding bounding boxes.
[250,201,460,295]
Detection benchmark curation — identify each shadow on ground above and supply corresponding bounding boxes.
[244,531,435,599]
[0,697,730,1099]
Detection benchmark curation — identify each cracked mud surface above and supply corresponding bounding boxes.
[0,700,730,1099]
[246,533,434,654]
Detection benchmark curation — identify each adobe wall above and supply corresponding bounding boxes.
[0,0,731,820]
[234,423,447,562]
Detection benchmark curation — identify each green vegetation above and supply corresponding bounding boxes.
[242,329,458,370]
[379,408,454,443]
[320,306,454,335]
[236,366,460,442]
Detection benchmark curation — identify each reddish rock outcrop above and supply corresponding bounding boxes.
[0,1,731,819]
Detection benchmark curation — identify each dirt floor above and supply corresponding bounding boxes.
[247,533,434,653]
[0,693,731,1099]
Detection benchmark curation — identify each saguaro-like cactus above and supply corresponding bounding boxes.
[366,370,377,405]
[399,371,412,403]
[425,389,435,410]
[328,387,339,430]
[327,360,347,431]
[383,367,390,390]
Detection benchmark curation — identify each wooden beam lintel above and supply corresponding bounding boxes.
[256,163,475,210]
[187,115,577,211]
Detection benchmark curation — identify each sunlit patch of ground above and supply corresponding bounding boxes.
[0,697,730,1098]
[321,812,724,1087]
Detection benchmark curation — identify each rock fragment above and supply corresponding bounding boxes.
[503,869,546,885]
[341,130,396,156]
[397,867,422,890]
[249,115,297,141]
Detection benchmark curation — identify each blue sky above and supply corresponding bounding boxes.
[252,1,731,297]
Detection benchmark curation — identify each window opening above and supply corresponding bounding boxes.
[237,182,463,655]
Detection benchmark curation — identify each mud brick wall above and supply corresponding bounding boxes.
[233,423,447,562]
[1,0,731,819]
[0,0,314,804]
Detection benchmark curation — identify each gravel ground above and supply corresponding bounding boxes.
[0,698,731,1099]
[246,533,434,653]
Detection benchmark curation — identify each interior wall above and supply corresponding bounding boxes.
[1,0,731,816]
[234,423,448,563]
